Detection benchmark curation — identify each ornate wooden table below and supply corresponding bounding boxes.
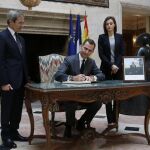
[24,80,150,144]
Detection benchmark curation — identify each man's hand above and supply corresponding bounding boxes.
[85,76,94,81]
[73,74,95,81]
[111,65,119,74]
[1,84,13,91]
[73,74,86,81]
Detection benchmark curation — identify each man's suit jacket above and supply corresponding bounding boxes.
[0,28,28,89]
[98,33,125,78]
[54,54,105,82]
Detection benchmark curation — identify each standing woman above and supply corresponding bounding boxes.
[98,16,125,129]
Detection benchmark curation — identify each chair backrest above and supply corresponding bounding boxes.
[39,54,65,83]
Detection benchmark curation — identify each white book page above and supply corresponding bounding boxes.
[62,81,91,84]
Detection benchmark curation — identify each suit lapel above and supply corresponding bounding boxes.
[105,34,111,54]
[6,28,17,44]
[114,34,119,49]
[74,54,80,74]
[6,29,23,56]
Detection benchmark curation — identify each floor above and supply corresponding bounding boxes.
[0,101,150,150]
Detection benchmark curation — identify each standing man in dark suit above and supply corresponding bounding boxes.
[0,10,28,149]
[55,38,105,138]
[98,16,125,130]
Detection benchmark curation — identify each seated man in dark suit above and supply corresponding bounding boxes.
[54,38,105,138]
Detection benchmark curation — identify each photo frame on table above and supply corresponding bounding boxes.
[123,56,145,81]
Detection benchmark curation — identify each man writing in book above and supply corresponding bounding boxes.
[55,38,105,138]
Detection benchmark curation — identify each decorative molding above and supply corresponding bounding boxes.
[42,0,109,8]
[80,90,128,103]
[0,8,83,35]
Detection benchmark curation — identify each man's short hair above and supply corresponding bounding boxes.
[82,38,96,50]
[7,10,24,24]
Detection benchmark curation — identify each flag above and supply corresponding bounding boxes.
[75,14,82,53]
[68,14,75,56]
[82,15,89,42]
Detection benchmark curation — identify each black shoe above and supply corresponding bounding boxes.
[0,144,11,150]
[11,131,28,142]
[64,125,72,138]
[2,138,17,149]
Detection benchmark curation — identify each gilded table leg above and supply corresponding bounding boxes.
[144,109,150,145]
[41,100,51,144]
[24,97,34,144]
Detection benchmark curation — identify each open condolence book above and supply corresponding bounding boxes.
[62,81,92,84]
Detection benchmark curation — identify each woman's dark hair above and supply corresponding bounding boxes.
[103,16,117,34]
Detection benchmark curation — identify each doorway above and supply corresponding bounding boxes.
[122,4,149,56]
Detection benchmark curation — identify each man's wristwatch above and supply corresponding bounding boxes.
[93,76,97,81]
[68,75,73,81]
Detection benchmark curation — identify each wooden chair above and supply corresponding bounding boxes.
[39,53,65,137]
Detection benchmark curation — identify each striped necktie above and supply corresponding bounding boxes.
[15,32,22,54]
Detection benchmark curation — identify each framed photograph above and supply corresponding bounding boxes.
[123,56,145,81]
[42,0,109,7]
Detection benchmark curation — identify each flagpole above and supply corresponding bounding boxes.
[68,12,76,56]
[75,14,82,53]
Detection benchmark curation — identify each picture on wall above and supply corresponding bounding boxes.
[123,56,145,81]
[42,0,109,7]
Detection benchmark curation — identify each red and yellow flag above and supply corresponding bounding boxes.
[82,15,89,43]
